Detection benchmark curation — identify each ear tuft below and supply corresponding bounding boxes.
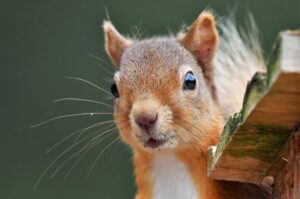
[198,12,214,27]
[103,20,132,68]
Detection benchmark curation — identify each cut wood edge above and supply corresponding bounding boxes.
[280,30,300,72]
[208,146,217,175]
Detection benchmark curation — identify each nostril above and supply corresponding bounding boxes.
[135,113,158,130]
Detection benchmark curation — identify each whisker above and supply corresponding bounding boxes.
[64,76,113,97]
[95,62,114,76]
[53,98,114,109]
[46,129,83,154]
[104,96,115,101]
[79,131,117,157]
[32,127,106,191]
[80,127,117,150]
[31,112,113,128]
[51,131,117,180]
[98,122,116,132]
[50,128,117,179]
[86,136,120,178]
[67,134,116,181]
[89,54,114,76]
[74,122,116,144]
[46,120,114,154]
[89,54,112,68]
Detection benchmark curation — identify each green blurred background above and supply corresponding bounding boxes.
[0,0,299,198]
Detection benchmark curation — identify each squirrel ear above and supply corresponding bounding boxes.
[178,11,218,82]
[103,21,132,68]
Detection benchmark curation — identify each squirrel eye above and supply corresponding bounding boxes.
[110,83,119,98]
[183,71,196,90]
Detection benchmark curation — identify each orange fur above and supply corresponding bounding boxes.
[176,128,222,199]
[132,115,223,199]
[133,151,154,199]
[104,10,271,199]
[107,12,225,198]
[179,12,218,87]
[103,21,132,67]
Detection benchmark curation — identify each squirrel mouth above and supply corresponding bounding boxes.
[139,131,176,149]
[144,137,168,149]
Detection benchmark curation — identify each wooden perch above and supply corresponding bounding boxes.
[273,129,300,198]
[208,30,300,185]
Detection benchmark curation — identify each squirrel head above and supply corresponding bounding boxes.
[103,11,223,153]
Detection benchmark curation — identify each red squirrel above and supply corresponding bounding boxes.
[103,11,271,199]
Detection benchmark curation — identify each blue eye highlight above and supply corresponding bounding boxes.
[183,71,196,90]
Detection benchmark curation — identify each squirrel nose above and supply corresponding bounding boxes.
[135,113,158,130]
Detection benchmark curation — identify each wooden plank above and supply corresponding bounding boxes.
[246,73,300,128]
[273,129,300,199]
[208,30,300,184]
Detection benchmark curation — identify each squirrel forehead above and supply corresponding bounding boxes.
[119,37,196,74]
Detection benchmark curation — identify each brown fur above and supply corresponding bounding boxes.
[103,11,271,199]
[179,12,218,90]
[103,21,132,67]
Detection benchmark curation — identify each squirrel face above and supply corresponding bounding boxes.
[104,12,223,152]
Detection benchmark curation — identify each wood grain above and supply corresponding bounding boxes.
[273,129,300,199]
[208,30,300,186]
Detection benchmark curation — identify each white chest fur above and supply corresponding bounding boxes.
[151,153,199,199]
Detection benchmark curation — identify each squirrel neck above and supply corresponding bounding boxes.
[133,124,223,199]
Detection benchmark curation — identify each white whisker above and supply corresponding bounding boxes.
[74,121,115,143]
[46,120,114,154]
[32,127,105,191]
[51,131,116,180]
[79,127,117,152]
[53,97,114,109]
[99,122,116,132]
[86,136,120,178]
[65,76,113,97]
[31,112,113,128]
[89,54,114,76]
[95,62,114,76]
[62,140,112,181]
[89,54,113,69]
